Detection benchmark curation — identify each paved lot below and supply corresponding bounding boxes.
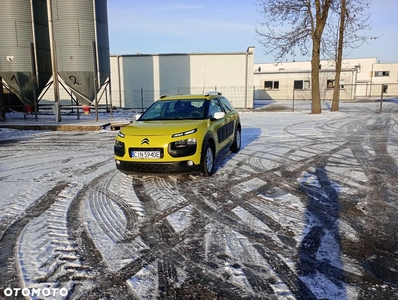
[0,101,397,299]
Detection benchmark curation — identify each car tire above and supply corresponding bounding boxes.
[230,126,241,153]
[202,142,214,176]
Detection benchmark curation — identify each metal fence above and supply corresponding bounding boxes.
[254,83,398,113]
[13,82,397,113]
[115,83,398,112]
[112,86,255,110]
[254,83,398,102]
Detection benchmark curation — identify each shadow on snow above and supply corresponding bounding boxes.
[297,166,347,299]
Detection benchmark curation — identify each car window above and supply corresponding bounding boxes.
[220,97,233,113]
[172,100,205,119]
[140,101,166,119]
[207,99,223,118]
[140,99,206,120]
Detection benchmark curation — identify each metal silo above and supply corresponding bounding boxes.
[49,0,110,105]
[33,0,52,96]
[0,0,51,106]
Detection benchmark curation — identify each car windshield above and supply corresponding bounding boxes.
[140,99,206,120]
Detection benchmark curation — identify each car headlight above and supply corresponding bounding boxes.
[114,139,125,157]
[174,138,197,148]
[115,139,124,147]
[172,128,197,138]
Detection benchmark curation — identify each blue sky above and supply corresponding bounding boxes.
[107,0,398,63]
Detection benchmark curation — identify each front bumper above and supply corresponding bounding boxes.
[115,159,202,175]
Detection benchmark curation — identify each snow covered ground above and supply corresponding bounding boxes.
[0,99,397,299]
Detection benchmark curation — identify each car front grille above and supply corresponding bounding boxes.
[119,162,175,172]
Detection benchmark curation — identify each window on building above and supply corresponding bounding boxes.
[294,80,310,90]
[264,81,279,90]
[374,71,390,77]
[327,79,345,89]
[383,85,388,93]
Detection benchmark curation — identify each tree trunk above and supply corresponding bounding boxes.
[331,0,346,112]
[311,39,322,114]
[311,0,333,114]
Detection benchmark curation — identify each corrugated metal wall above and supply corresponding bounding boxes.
[50,0,110,105]
[0,0,51,105]
[32,0,52,96]
[95,0,111,87]
[0,0,110,106]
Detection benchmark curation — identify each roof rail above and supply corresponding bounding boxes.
[160,93,187,99]
[204,91,222,96]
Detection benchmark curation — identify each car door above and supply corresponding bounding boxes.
[208,99,234,153]
[219,97,237,144]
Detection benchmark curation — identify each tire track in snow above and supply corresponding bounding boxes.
[340,115,398,296]
[67,171,141,299]
[2,114,397,298]
[174,175,316,299]
[115,176,271,299]
[0,182,70,297]
[17,182,93,296]
[106,174,312,298]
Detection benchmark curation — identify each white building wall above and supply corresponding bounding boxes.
[37,47,254,110]
[111,54,157,109]
[254,70,357,101]
[370,63,398,97]
[254,57,398,100]
[255,58,376,78]
[37,55,396,108]
[110,47,254,109]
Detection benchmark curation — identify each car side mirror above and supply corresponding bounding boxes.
[213,112,225,120]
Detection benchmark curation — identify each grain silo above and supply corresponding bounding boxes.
[0,0,52,107]
[48,0,110,106]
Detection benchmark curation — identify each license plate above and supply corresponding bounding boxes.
[131,150,161,159]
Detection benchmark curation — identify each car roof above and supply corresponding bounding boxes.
[159,91,222,101]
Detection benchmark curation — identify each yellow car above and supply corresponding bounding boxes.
[114,92,241,176]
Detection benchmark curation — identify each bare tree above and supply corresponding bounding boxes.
[256,0,333,114]
[326,0,372,111]
[329,0,346,112]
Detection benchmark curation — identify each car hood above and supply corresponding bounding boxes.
[121,120,204,136]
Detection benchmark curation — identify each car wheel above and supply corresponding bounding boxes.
[230,126,241,153]
[202,142,214,176]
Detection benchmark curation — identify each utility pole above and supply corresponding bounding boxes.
[0,77,5,121]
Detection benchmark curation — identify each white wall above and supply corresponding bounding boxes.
[254,57,398,100]
[254,69,356,101]
[370,63,398,97]
[37,47,254,109]
[38,55,397,108]
[110,47,254,109]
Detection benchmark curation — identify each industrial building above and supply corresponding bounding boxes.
[0,0,110,121]
[254,58,398,101]
[109,47,255,110]
[1,0,397,120]
[107,55,397,109]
